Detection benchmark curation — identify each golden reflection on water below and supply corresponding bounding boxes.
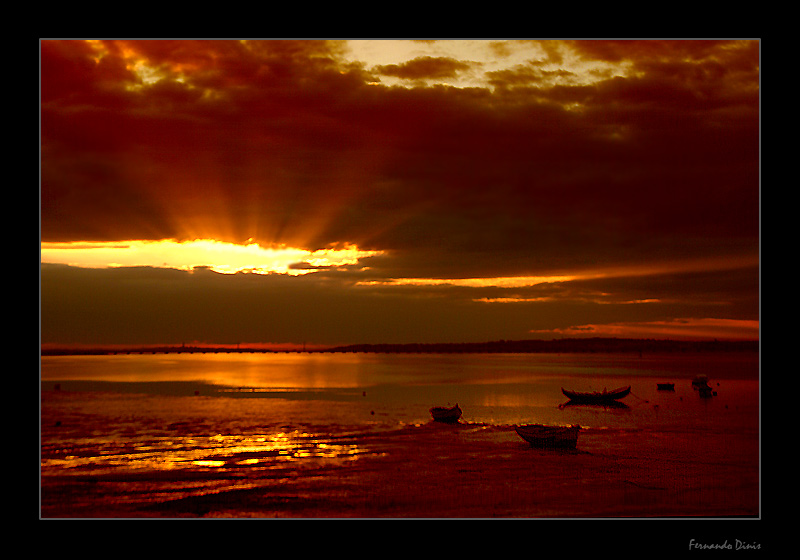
[41,352,376,390]
[41,430,368,473]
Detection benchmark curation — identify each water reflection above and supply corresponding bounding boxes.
[41,430,370,475]
[40,352,377,390]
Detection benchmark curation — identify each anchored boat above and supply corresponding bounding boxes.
[561,385,631,404]
[692,375,717,397]
[429,404,462,423]
[515,424,580,449]
[692,374,710,388]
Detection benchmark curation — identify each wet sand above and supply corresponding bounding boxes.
[40,421,759,519]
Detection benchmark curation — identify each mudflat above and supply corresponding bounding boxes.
[41,422,759,519]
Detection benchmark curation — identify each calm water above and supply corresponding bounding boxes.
[40,352,760,517]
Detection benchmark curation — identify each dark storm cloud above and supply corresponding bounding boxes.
[374,56,474,81]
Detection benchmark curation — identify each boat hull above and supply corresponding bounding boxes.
[561,386,631,404]
[515,424,580,449]
[698,386,717,398]
[430,405,462,423]
[692,375,709,388]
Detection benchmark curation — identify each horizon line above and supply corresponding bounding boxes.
[40,336,759,356]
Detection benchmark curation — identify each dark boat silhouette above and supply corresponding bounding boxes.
[692,375,717,398]
[561,385,631,404]
[515,424,580,449]
[429,404,462,423]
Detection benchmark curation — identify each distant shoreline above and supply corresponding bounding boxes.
[40,337,759,356]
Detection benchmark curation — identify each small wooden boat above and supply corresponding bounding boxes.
[692,374,709,388]
[561,385,631,404]
[698,385,717,398]
[515,424,580,449]
[692,374,717,397]
[657,382,675,391]
[429,404,462,423]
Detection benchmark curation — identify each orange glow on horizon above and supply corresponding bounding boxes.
[533,318,760,341]
[357,253,758,291]
[40,340,329,353]
[358,275,578,289]
[40,239,382,276]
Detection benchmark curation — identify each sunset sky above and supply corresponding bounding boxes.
[40,39,760,348]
